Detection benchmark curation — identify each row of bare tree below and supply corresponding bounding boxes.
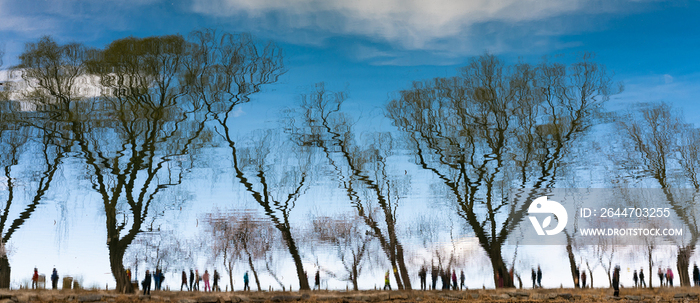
[1,30,699,293]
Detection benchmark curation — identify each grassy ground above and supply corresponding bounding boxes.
[1,286,699,302]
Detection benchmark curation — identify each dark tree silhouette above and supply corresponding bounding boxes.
[5,36,96,289]
[618,103,700,287]
[291,83,413,289]
[183,30,309,290]
[386,53,618,287]
[16,35,208,293]
[0,100,66,288]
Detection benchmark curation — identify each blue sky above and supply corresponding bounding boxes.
[2,0,700,290]
[4,0,699,122]
[2,1,700,118]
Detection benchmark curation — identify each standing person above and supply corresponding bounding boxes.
[203,270,211,292]
[213,270,220,291]
[126,269,132,282]
[531,268,537,288]
[451,270,457,290]
[418,266,427,290]
[195,269,200,291]
[189,269,195,291]
[158,270,165,290]
[658,267,664,287]
[142,270,152,295]
[537,266,542,288]
[633,270,638,288]
[612,266,620,297]
[581,270,587,288]
[181,271,189,291]
[243,271,250,291]
[51,268,59,290]
[639,268,646,288]
[431,266,438,290]
[383,270,392,290]
[574,267,580,288]
[314,270,320,290]
[154,269,161,291]
[460,270,466,290]
[667,268,674,287]
[32,268,39,289]
[693,264,700,286]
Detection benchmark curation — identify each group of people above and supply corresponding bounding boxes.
[530,266,543,288]
[632,268,647,287]
[140,269,167,295]
[657,267,675,287]
[177,269,221,293]
[34,263,700,294]
[415,266,466,291]
[30,268,60,290]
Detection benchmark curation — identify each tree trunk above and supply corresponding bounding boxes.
[226,260,234,292]
[280,227,309,290]
[488,246,513,288]
[395,244,412,290]
[677,245,693,286]
[386,252,403,290]
[109,243,134,293]
[247,254,262,291]
[0,255,10,289]
[648,248,653,289]
[350,250,360,291]
[566,233,580,288]
[351,263,359,291]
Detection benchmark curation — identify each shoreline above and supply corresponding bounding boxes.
[1,287,699,302]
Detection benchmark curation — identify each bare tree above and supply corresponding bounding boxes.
[203,209,277,292]
[617,103,700,286]
[0,38,87,288]
[182,29,309,290]
[124,231,191,275]
[289,83,414,289]
[0,109,66,288]
[203,212,239,292]
[15,35,208,293]
[385,53,618,287]
[595,236,617,287]
[310,213,374,290]
[236,130,314,290]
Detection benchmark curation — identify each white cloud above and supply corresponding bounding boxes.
[663,74,673,84]
[231,106,245,117]
[189,0,643,64]
[191,0,592,50]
